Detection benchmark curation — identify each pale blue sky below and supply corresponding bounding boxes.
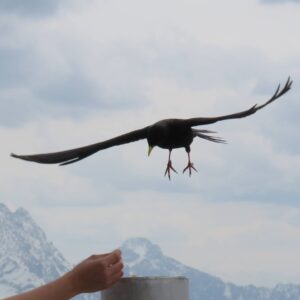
[1,0,300,287]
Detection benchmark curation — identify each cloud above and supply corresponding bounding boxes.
[1,0,300,288]
[0,47,32,88]
[0,0,298,208]
[0,0,61,17]
[261,0,300,3]
[0,32,293,127]
[0,0,298,127]
[0,36,146,127]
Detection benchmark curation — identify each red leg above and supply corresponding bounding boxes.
[183,151,197,177]
[164,150,177,180]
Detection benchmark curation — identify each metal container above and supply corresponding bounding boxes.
[101,276,189,300]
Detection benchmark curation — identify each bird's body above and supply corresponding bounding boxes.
[11,78,293,179]
[147,119,194,150]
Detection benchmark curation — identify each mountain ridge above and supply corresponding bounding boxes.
[121,237,300,300]
[0,203,97,300]
[1,203,300,300]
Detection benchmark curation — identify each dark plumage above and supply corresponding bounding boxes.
[11,78,292,179]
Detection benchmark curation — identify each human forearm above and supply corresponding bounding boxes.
[3,249,123,300]
[3,273,77,300]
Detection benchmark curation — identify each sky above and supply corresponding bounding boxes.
[0,0,300,287]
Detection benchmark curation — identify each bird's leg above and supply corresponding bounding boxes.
[183,150,197,177]
[164,150,177,180]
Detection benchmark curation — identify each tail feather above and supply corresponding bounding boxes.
[192,129,226,144]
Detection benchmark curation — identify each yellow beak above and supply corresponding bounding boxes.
[148,146,154,156]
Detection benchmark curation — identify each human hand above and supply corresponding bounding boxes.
[65,249,123,295]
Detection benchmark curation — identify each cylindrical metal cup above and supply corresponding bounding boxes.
[101,277,189,300]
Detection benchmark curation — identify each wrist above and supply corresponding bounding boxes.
[59,271,80,298]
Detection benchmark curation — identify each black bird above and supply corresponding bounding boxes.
[11,78,292,179]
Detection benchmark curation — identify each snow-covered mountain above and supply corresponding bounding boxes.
[2,202,300,300]
[0,203,97,300]
[121,237,300,300]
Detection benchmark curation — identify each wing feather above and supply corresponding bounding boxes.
[11,127,149,165]
[186,77,292,127]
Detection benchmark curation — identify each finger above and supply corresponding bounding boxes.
[102,249,122,266]
[89,253,110,260]
[107,260,124,275]
[107,271,123,286]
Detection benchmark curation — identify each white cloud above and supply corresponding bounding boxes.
[0,0,60,17]
[1,0,299,287]
[261,0,300,4]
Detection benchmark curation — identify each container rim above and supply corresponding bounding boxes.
[118,276,188,281]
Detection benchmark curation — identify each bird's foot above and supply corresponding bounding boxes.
[164,160,177,180]
[183,162,197,177]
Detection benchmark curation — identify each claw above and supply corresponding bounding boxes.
[183,162,197,177]
[164,160,177,180]
[183,151,197,177]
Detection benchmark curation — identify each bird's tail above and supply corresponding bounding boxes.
[192,129,226,144]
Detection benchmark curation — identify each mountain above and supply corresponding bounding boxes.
[121,237,300,300]
[0,203,97,300]
[2,202,300,300]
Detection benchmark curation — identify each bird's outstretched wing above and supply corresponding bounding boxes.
[186,77,292,127]
[11,127,149,165]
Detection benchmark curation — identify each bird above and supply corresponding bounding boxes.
[11,77,292,179]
